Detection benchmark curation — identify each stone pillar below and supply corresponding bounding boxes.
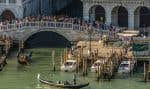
[17,0,22,5]
[111,10,118,26]
[83,3,90,21]
[6,0,9,5]
[128,9,134,29]
[105,7,112,25]
[134,11,140,29]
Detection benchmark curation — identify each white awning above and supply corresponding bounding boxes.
[118,30,139,37]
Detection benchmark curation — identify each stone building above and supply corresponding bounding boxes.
[0,0,23,20]
[23,0,83,18]
[0,0,150,30]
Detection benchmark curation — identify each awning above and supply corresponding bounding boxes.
[118,30,139,37]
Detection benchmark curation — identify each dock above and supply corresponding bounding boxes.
[65,40,134,80]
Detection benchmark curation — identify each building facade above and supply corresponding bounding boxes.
[82,0,150,29]
[23,0,83,18]
[0,0,150,30]
[0,0,23,20]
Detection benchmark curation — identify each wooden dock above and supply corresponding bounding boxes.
[66,40,134,80]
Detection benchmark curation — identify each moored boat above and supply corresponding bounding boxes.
[60,60,77,72]
[0,55,7,71]
[17,53,29,65]
[90,59,106,72]
[118,59,135,73]
[37,74,89,89]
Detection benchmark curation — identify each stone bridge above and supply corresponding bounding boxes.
[0,21,101,43]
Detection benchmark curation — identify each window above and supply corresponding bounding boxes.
[9,0,16,3]
[0,0,6,3]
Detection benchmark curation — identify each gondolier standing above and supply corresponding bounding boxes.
[73,74,76,85]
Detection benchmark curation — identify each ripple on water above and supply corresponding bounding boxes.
[0,48,150,89]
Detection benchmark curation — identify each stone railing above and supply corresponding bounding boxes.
[0,21,98,33]
[0,21,122,40]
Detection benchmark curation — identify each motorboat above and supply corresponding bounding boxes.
[37,74,89,89]
[60,60,77,72]
[118,59,135,73]
[90,60,105,72]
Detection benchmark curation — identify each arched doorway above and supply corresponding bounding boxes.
[89,5,105,23]
[24,31,71,48]
[56,0,83,18]
[134,6,150,28]
[112,6,128,27]
[0,10,15,21]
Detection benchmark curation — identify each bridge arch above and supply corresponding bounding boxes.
[134,6,150,28]
[111,6,128,27]
[24,30,71,48]
[89,5,106,23]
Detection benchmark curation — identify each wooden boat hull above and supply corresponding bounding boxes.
[38,77,89,89]
[18,59,28,65]
[17,54,29,65]
[0,56,7,71]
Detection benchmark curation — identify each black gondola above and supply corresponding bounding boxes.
[0,55,7,71]
[17,51,32,65]
[37,74,89,89]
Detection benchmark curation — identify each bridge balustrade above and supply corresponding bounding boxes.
[0,21,89,32]
[0,21,106,39]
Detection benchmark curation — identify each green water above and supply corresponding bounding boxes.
[0,48,150,89]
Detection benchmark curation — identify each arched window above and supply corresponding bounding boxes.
[9,0,16,3]
[0,0,6,3]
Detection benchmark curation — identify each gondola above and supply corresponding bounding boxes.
[17,51,32,65]
[0,55,7,71]
[17,53,29,65]
[37,74,89,89]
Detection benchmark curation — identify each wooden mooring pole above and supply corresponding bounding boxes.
[52,50,55,72]
[97,65,101,81]
[83,57,88,76]
[144,61,149,83]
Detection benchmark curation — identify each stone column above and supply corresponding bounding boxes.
[111,10,118,26]
[105,7,112,25]
[134,11,140,29]
[16,0,22,5]
[128,9,134,29]
[83,3,90,21]
[6,0,9,5]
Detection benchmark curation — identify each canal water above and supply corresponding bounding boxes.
[0,48,150,89]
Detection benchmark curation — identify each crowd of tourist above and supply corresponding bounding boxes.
[0,15,122,40]
[0,15,114,30]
